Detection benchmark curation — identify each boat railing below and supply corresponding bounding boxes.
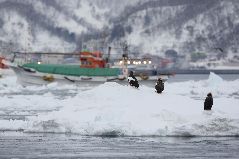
[9,52,82,66]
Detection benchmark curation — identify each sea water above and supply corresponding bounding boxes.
[1,132,239,158]
[0,73,239,158]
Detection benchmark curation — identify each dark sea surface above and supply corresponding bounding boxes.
[167,73,239,83]
[0,132,239,159]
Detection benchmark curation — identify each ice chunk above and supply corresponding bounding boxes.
[207,72,223,87]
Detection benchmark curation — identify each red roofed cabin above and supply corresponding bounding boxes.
[80,51,106,68]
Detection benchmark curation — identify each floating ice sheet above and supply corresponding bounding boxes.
[0,73,239,136]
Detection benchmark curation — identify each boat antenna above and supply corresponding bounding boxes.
[121,41,129,76]
[106,46,111,67]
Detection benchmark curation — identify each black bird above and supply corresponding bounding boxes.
[214,47,224,52]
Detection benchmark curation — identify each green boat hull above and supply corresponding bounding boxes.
[22,63,121,77]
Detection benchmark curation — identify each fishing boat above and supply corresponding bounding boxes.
[3,51,171,86]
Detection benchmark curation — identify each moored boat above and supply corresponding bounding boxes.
[3,51,171,86]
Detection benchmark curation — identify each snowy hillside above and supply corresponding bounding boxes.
[0,0,239,58]
[0,0,135,52]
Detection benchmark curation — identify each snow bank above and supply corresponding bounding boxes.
[0,73,239,136]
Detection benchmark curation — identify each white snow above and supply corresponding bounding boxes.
[73,1,105,29]
[33,29,76,52]
[0,72,239,136]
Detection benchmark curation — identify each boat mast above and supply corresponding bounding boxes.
[106,46,111,68]
[121,41,129,77]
